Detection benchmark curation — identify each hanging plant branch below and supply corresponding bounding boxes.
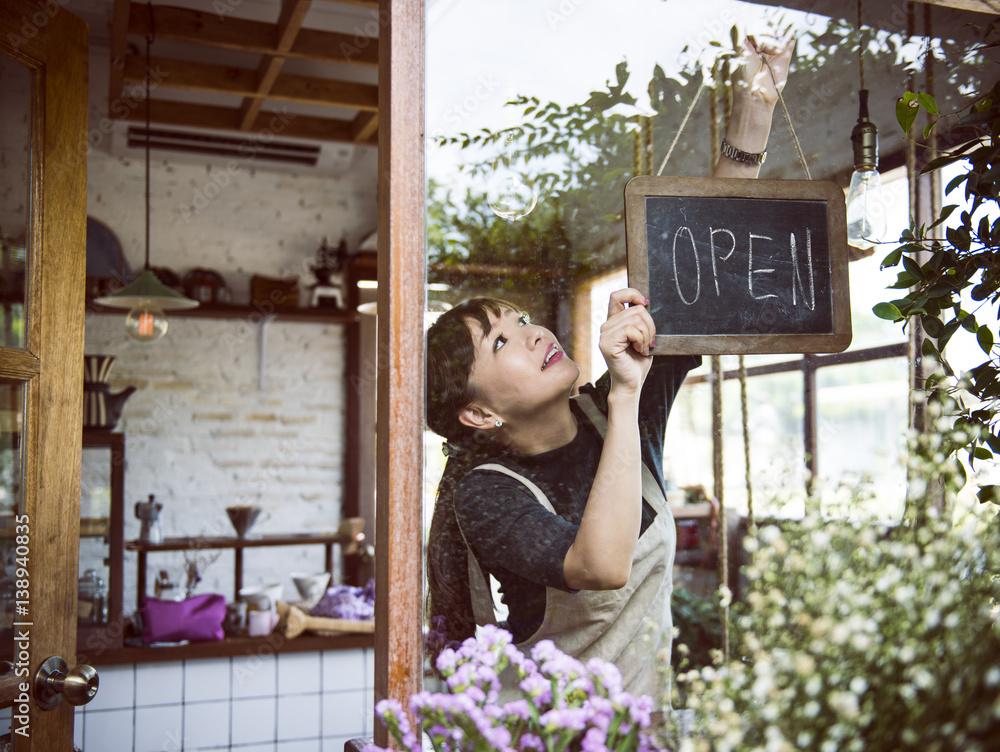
[874,21,1000,507]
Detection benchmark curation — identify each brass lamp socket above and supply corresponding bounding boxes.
[851,89,880,171]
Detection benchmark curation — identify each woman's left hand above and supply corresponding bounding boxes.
[733,30,795,108]
[599,288,655,395]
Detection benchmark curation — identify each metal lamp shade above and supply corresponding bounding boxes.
[94,269,199,311]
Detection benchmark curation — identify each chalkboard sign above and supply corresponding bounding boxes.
[625,176,852,355]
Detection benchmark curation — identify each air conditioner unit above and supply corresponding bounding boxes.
[108,121,358,177]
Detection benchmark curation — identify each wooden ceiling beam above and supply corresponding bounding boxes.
[320,0,379,8]
[352,111,378,142]
[238,0,314,130]
[123,55,378,111]
[126,100,377,145]
[127,3,378,67]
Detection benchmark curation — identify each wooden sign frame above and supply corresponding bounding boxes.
[625,176,852,355]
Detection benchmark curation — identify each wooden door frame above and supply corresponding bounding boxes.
[0,2,89,749]
[373,0,425,745]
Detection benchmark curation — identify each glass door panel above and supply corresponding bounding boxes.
[0,52,30,350]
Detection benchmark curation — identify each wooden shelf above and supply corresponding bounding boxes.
[126,524,366,609]
[126,531,361,552]
[87,301,358,324]
[77,631,374,666]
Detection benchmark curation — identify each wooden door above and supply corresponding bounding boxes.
[0,2,90,750]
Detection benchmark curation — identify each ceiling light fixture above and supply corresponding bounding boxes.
[95,3,198,341]
[845,0,886,254]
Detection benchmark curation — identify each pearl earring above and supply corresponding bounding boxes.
[495,419,503,428]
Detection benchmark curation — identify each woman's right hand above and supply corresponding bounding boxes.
[599,288,655,396]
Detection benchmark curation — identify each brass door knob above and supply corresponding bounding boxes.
[33,656,99,710]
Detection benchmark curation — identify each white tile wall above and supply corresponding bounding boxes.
[136,662,185,706]
[185,657,232,703]
[184,700,230,749]
[277,693,322,740]
[77,647,374,751]
[232,653,277,700]
[134,704,185,752]
[84,707,134,751]
[231,697,277,746]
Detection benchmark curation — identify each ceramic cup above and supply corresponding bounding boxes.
[247,609,279,637]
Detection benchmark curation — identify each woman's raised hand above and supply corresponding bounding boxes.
[599,288,655,395]
[733,29,795,108]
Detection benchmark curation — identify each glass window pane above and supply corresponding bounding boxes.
[0,54,31,349]
[0,381,25,638]
[79,446,112,626]
[667,371,808,518]
[815,358,909,520]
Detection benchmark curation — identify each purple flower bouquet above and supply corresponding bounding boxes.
[366,624,664,752]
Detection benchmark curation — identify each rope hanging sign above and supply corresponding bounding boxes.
[624,176,852,355]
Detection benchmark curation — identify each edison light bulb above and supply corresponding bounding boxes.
[846,167,886,250]
[846,89,886,251]
[487,129,538,221]
[125,301,168,342]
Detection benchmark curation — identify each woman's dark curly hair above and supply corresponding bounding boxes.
[424,297,522,652]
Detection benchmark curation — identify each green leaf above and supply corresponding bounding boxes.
[976,485,1000,505]
[978,325,994,354]
[873,302,903,321]
[974,447,993,460]
[917,92,939,114]
[946,225,971,252]
[922,317,945,338]
[921,154,965,175]
[889,271,920,289]
[922,337,939,359]
[929,204,959,229]
[881,247,903,267]
[901,255,925,280]
[896,93,920,133]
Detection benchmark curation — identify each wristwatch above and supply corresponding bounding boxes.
[720,138,767,166]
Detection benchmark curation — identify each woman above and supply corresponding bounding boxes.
[425,34,794,701]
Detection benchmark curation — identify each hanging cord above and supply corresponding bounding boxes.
[656,76,706,177]
[143,1,155,271]
[761,55,811,180]
[924,4,939,220]
[633,114,645,177]
[739,356,754,531]
[857,0,867,92]
[707,67,730,663]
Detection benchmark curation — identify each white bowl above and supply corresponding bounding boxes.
[291,572,331,602]
[239,583,283,612]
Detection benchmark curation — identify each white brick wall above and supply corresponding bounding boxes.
[84,314,351,613]
[82,38,377,613]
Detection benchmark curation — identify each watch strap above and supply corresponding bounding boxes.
[720,138,767,166]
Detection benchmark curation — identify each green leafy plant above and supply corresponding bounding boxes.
[873,22,1000,506]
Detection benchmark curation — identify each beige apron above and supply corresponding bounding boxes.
[460,393,676,706]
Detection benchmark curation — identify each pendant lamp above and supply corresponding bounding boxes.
[845,0,886,254]
[95,4,198,341]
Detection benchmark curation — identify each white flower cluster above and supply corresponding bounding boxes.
[664,513,1000,752]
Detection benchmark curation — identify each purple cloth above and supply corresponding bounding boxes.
[141,593,226,643]
[309,578,375,620]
